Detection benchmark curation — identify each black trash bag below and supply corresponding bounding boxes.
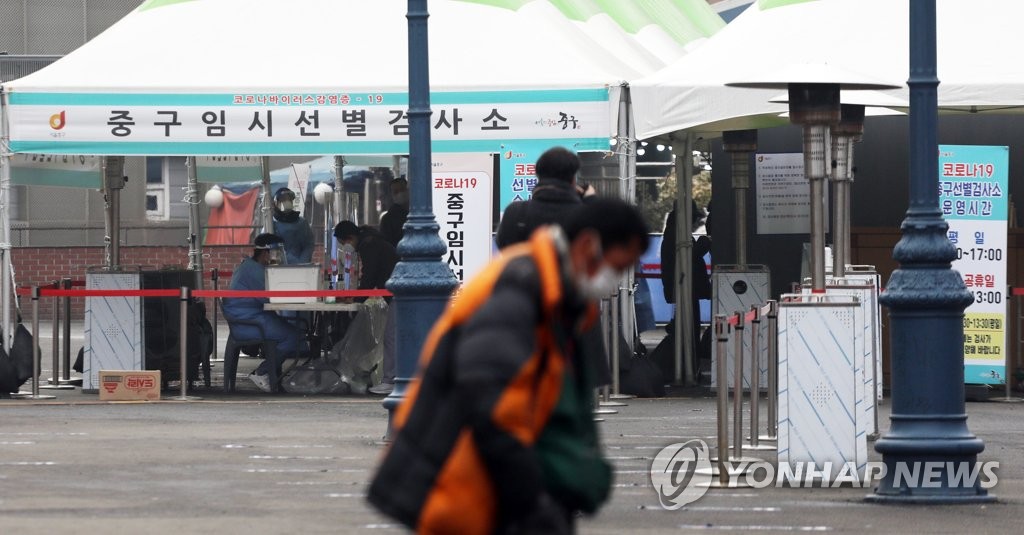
[10,323,41,386]
[73,346,84,373]
[619,350,666,398]
[0,338,20,395]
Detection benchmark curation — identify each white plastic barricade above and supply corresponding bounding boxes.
[83,270,143,392]
[843,265,884,403]
[825,279,877,439]
[712,265,770,390]
[778,293,868,477]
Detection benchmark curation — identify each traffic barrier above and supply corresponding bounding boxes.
[11,286,394,401]
[707,299,779,485]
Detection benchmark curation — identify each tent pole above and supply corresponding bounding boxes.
[333,156,345,283]
[0,90,12,350]
[260,156,273,233]
[186,157,203,289]
[672,133,696,386]
[102,157,125,270]
[613,86,628,391]
[622,86,637,363]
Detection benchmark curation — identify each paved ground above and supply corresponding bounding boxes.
[1,322,1022,533]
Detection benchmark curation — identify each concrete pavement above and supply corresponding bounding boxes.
[1,320,1022,533]
[2,386,1023,533]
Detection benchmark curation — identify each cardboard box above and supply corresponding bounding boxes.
[98,370,161,401]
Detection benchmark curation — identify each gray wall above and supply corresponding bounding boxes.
[710,114,1024,298]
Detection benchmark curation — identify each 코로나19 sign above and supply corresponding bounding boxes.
[940,144,1008,386]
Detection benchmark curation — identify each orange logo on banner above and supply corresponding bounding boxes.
[49,111,66,130]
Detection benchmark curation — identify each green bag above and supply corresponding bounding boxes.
[535,356,613,514]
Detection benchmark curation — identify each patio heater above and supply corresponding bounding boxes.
[722,130,757,265]
[729,67,897,292]
[830,105,864,279]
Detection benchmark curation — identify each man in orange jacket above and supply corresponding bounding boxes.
[368,198,649,534]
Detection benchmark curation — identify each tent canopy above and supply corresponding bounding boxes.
[2,0,690,156]
[632,0,1024,140]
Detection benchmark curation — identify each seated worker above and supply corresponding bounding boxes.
[333,221,399,395]
[271,187,315,265]
[222,233,309,392]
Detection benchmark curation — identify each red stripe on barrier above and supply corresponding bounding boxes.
[37,289,182,298]
[1013,287,1024,296]
[20,287,392,299]
[192,289,392,299]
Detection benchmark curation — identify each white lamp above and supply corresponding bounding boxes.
[313,182,334,205]
[204,186,224,208]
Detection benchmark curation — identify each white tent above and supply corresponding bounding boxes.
[631,0,1024,140]
[0,0,726,353]
[1,0,640,156]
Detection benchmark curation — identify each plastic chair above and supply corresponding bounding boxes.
[222,318,281,393]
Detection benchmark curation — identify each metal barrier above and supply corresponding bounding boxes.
[11,286,391,401]
[709,299,779,486]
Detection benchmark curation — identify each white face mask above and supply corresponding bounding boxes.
[267,248,285,265]
[575,264,620,300]
[341,243,356,254]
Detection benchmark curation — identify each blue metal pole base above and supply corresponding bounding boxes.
[869,238,994,504]
[383,220,457,439]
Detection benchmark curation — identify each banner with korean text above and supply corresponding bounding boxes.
[432,153,493,284]
[6,89,611,156]
[498,142,544,213]
[940,145,1009,386]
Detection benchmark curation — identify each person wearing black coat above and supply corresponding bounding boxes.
[660,202,712,378]
[494,146,612,388]
[495,147,596,249]
[334,221,400,394]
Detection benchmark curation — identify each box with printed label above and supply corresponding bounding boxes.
[98,370,161,401]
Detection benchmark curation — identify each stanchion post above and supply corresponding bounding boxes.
[61,278,72,382]
[714,315,729,485]
[611,288,621,396]
[41,281,73,390]
[211,269,219,361]
[732,311,745,459]
[32,286,40,397]
[50,281,59,383]
[766,300,778,439]
[749,305,761,447]
[173,286,200,401]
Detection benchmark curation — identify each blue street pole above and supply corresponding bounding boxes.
[868,0,993,503]
[383,0,458,437]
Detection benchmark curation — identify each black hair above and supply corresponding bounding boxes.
[333,220,360,241]
[564,198,650,252]
[254,232,284,248]
[535,146,580,183]
[252,233,283,258]
[274,187,295,202]
[390,177,408,189]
